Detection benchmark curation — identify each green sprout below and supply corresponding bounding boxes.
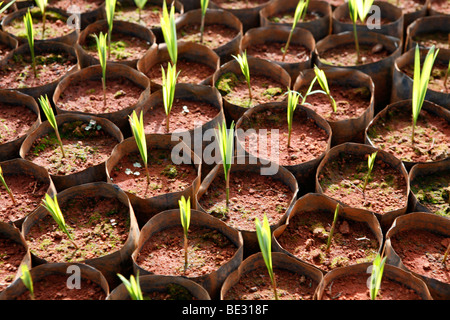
[326,203,339,252]
[281,0,308,62]
[105,0,117,59]
[35,0,48,40]
[412,44,439,145]
[232,51,252,105]
[161,62,180,133]
[0,164,17,206]
[369,253,387,300]
[215,120,235,211]
[160,0,178,66]
[117,272,144,300]
[23,9,37,78]
[93,32,108,107]
[199,0,209,44]
[443,242,450,266]
[286,88,300,149]
[348,0,374,64]
[38,94,66,158]
[362,151,377,193]
[129,110,151,196]
[0,0,16,14]
[41,193,78,250]
[179,195,191,272]
[134,0,148,23]
[20,264,34,300]
[300,66,336,112]
[255,215,278,300]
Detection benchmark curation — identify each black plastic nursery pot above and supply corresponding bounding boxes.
[389,0,430,28]
[131,208,244,300]
[385,212,450,300]
[220,251,324,300]
[0,29,18,62]
[20,182,140,289]
[405,15,450,51]
[272,193,384,274]
[240,25,315,80]
[19,113,124,192]
[293,66,375,146]
[0,262,110,300]
[105,133,202,228]
[0,158,57,228]
[315,142,410,231]
[76,19,157,69]
[0,89,41,162]
[175,8,243,64]
[259,0,332,42]
[391,47,449,111]
[314,30,402,112]
[332,0,404,41]
[107,274,211,300]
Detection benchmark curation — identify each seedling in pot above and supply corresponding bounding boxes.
[215,120,235,212]
[105,0,117,59]
[300,66,336,112]
[0,164,17,206]
[117,272,144,300]
[38,94,66,158]
[179,195,191,272]
[199,0,209,44]
[369,253,386,300]
[23,9,37,78]
[411,44,439,145]
[231,51,252,106]
[286,88,300,149]
[160,0,178,66]
[93,32,108,107]
[325,203,339,252]
[281,0,308,62]
[35,0,48,40]
[41,193,79,251]
[255,214,278,300]
[348,0,374,65]
[362,151,377,193]
[20,264,34,300]
[161,62,180,133]
[134,0,148,23]
[129,110,151,196]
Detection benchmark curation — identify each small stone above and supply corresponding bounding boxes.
[339,221,350,235]
[371,43,384,54]
[423,261,431,270]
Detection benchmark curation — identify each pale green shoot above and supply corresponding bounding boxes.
[23,9,36,78]
[199,0,209,44]
[362,151,377,193]
[0,0,16,14]
[255,215,278,300]
[282,0,308,62]
[93,32,108,107]
[129,110,150,195]
[38,94,66,158]
[348,0,373,64]
[314,65,337,112]
[412,44,439,145]
[286,89,300,149]
[117,272,144,300]
[179,195,191,272]
[326,203,339,251]
[215,120,235,211]
[20,264,34,300]
[35,0,48,40]
[134,0,148,22]
[0,165,17,205]
[232,51,252,104]
[161,62,180,133]
[160,0,178,66]
[370,253,387,300]
[105,0,117,59]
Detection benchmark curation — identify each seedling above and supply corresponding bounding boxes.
[199,0,209,44]
[255,215,278,300]
[232,51,252,105]
[20,264,34,300]
[161,62,180,133]
[281,0,308,62]
[348,0,374,64]
[160,0,178,66]
[0,165,17,206]
[0,1,16,14]
[93,32,108,107]
[134,0,148,23]
[41,193,78,250]
[442,242,450,266]
[326,203,339,251]
[23,9,37,78]
[313,65,337,112]
[286,88,300,148]
[215,120,235,211]
[362,151,377,193]
[35,0,48,40]
[38,94,66,158]
[179,195,191,272]
[105,0,117,59]
[129,110,151,196]
[117,272,144,300]
[369,253,387,300]
[411,44,439,145]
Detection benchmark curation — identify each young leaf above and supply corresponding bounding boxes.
[0,0,16,14]
[160,0,178,66]
[286,89,300,148]
[161,62,180,133]
[35,0,48,39]
[20,264,34,300]
[362,151,377,193]
[255,215,278,300]
[282,0,308,62]
[117,272,144,300]
[134,0,148,22]
[199,0,209,44]
[93,32,108,107]
[179,195,191,271]
[215,120,235,210]
[38,94,66,158]
[348,0,360,64]
[313,65,337,112]
[23,9,37,78]
[370,253,387,300]
[326,203,339,251]
[0,165,17,205]
[232,51,252,104]
[105,0,117,59]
